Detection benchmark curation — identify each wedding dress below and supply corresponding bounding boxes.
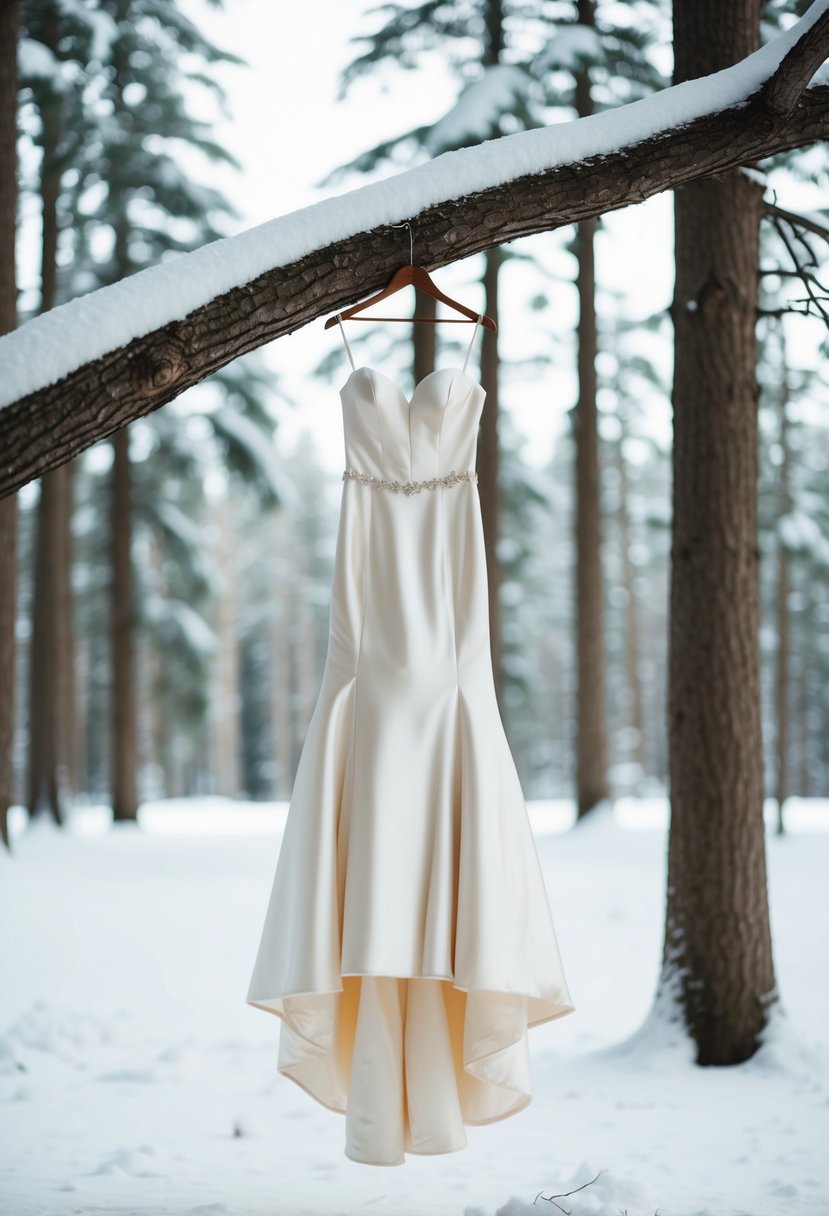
[245,312,575,1166]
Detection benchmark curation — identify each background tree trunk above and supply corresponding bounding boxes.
[478,245,503,707]
[412,290,436,384]
[476,0,506,708]
[108,28,141,822]
[774,329,791,834]
[573,0,610,819]
[296,571,317,768]
[0,0,18,851]
[796,571,812,797]
[27,466,74,823]
[269,604,291,801]
[111,426,138,820]
[212,494,243,799]
[661,0,777,1065]
[25,7,75,825]
[613,409,646,781]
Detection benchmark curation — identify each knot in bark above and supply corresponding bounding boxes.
[130,328,187,398]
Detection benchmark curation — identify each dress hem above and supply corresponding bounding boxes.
[245,977,576,1155]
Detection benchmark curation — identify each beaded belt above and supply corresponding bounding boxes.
[342,468,478,495]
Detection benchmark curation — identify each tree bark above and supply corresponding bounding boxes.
[26,8,75,825]
[573,0,609,818]
[296,570,316,772]
[796,569,812,797]
[104,31,142,823]
[613,410,646,780]
[0,26,827,497]
[412,290,436,384]
[660,0,777,1064]
[212,494,243,798]
[478,245,503,708]
[476,1,505,711]
[26,465,74,822]
[572,211,609,815]
[0,0,18,850]
[110,426,138,820]
[774,327,791,834]
[269,592,291,800]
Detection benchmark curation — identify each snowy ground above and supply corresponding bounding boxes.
[1,795,827,1216]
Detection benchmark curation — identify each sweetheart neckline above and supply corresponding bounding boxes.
[339,364,483,405]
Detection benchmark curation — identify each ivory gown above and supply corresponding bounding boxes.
[245,312,575,1166]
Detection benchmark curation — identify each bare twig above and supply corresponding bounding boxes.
[533,1167,607,1213]
[770,210,829,326]
[762,198,829,242]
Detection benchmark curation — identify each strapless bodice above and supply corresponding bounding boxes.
[340,366,486,487]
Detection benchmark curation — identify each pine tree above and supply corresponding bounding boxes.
[16,0,283,811]
[659,0,776,1064]
[16,0,110,822]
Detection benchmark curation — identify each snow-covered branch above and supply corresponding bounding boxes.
[0,0,828,498]
[761,1,829,116]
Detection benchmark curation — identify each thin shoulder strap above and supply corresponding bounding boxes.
[462,313,484,374]
[336,313,356,371]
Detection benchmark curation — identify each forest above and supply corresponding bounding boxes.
[0,0,827,1211]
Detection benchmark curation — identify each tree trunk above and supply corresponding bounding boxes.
[613,410,646,781]
[212,494,242,798]
[27,466,74,822]
[105,29,143,822]
[74,633,89,799]
[573,0,609,817]
[572,216,609,815]
[478,244,503,708]
[26,14,75,824]
[296,570,317,765]
[476,0,505,710]
[111,426,138,820]
[773,329,791,834]
[0,0,18,850]
[269,594,291,800]
[660,0,777,1064]
[796,569,812,798]
[412,289,436,383]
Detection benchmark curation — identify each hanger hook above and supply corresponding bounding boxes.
[391,220,413,265]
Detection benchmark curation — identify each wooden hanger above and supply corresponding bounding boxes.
[323,222,497,331]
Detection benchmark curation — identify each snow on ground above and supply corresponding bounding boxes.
[1,796,827,1216]
[1,0,827,410]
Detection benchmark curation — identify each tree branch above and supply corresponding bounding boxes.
[763,199,829,241]
[769,210,829,326]
[0,2,828,497]
[761,3,829,116]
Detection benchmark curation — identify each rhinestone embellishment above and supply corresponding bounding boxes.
[342,468,478,495]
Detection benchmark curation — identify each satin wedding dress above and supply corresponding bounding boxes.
[246,312,575,1166]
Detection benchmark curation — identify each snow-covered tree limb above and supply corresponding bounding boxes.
[761,1,829,117]
[0,0,827,498]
